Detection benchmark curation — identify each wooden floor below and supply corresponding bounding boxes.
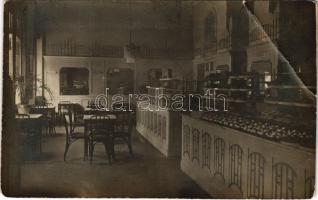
[17,127,210,198]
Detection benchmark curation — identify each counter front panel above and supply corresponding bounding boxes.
[136,105,181,157]
[181,114,315,198]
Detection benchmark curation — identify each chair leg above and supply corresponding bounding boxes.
[39,133,42,153]
[47,123,50,136]
[49,121,53,135]
[111,138,116,161]
[30,137,36,155]
[127,137,133,156]
[64,142,70,161]
[51,121,56,135]
[48,122,52,135]
[52,122,56,134]
[44,125,47,136]
[89,142,94,165]
[103,141,112,165]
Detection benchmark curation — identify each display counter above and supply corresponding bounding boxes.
[136,104,181,157]
[181,113,315,198]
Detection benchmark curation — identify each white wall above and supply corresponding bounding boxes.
[44,56,192,107]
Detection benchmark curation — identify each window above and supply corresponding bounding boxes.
[60,67,89,95]
[204,13,217,43]
[205,63,209,72]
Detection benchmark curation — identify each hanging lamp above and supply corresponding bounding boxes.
[124,0,140,63]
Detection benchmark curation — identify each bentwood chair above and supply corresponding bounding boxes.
[72,104,85,129]
[46,104,57,134]
[88,114,114,165]
[29,105,50,135]
[58,101,72,124]
[42,103,56,135]
[63,112,85,161]
[113,111,134,157]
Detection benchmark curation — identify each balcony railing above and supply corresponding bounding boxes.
[194,36,231,57]
[139,47,192,59]
[45,40,192,59]
[45,40,123,58]
[249,18,278,43]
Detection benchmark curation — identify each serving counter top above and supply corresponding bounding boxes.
[200,112,315,149]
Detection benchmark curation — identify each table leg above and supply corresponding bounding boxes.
[111,136,116,161]
[111,127,116,161]
[84,123,88,161]
[50,108,56,135]
[39,120,42,153]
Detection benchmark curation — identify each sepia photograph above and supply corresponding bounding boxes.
[1,0,316,198]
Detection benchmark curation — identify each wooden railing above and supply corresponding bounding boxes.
[45,40,192,59]
[194,36,231,57]
[139,47,192,59]
[249,19,278,43]
[45,40,123,57]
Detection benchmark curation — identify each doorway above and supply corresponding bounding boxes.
[107,68,134,95]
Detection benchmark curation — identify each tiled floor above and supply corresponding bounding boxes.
[19,127,210,198]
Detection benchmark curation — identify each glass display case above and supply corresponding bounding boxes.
[265,72,316,107]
